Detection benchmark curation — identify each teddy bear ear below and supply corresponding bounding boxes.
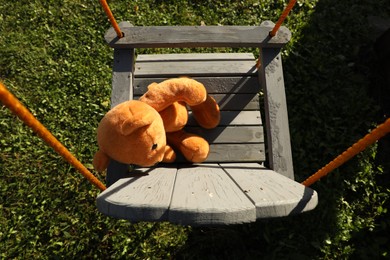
[120,112,156,136]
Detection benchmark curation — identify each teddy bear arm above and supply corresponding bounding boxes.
[140,78,207,111]
[93,149,111,172]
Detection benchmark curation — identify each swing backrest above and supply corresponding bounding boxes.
[106,21,294,184]
[133,53,264,163]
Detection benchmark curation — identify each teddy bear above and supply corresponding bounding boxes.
[93,77,220,172]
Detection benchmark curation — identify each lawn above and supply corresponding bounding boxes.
[1,0,389,258]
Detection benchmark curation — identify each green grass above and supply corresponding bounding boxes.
[1,0,389,258]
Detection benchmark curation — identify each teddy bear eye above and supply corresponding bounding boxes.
[151,143,158,150]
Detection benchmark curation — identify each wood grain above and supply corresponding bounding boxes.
[168,164,256,225]
[221,163,318,217]
[134,77,260,94]
[258,48,294,179]
[104,22,291,49]
[97,167,177,221]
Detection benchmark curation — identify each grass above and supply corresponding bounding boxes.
[1,0,389,258]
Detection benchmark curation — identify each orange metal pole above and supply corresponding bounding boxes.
[302,118,390,187]
[99,0,123,38]
[270,0,297,37]
[0,82,106,191]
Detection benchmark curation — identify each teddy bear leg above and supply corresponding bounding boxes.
[167,130,209,163]
[190,94,220,129]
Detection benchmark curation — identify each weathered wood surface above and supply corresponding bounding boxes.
[136,53,256,61]
[135,59,257,78]
[105,21,291,49]
[258,48,294,179]
[110,49,135,108]
[97,163,317,224]
[97,167,177,221]
[134,93,260,110]
[168,164,257,225]
[206,144,265,162]
[184,126,264,143]
[134,77,260,94]
[187,111,261,126]
[221,163,318,217]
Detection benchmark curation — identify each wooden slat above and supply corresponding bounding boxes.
[96,167,177,221]
[185,126,264,143]
[206,144,265,162]
[136,53,255,62]
[259,48,294,179]
[168,164,256,225]
[134,60,257,78]
[187,111,262,126]
[172,144,265,163]
[134,77,260,94]
[134,94,260,111]
[221,163,318,218]
[105,22,291,49]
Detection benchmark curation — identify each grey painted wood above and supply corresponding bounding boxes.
[185,126,264,143]
[136,53,256,61]
[106,160,132,187]
[206,144,265,162]
[168,164,256,225]
[134,77,260,94]
[97,166,177,221]
[134,93,260,111]
[221,163,318,218]
[173,144,266,163]
[110,48,135,108]
[104,21,291,49]
[110,21,135,108]
[187,111,262,126]
[258,48,294,180]
[135,60,257,78]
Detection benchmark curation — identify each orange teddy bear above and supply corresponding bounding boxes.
[93,78,220,171]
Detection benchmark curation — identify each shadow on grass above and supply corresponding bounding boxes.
[175,0,389,259]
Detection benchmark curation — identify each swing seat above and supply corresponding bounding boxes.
[96,21,318,225]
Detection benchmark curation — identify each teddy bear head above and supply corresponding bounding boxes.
[93,100,166,171]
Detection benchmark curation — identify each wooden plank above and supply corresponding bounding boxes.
[187,111,262,126]
[96,166,177,222]
[136,53,255,62]
[258,48,294,179]
[134,93,260,111]
[172,144,265,163]
[168,164,256,225]
[185,126,264,143]
[221,163,318,218]
[134,60,257,78]
[206,144,265,162]
[111,49,135,108]
[105,21,291,49]
[134,77,260,94]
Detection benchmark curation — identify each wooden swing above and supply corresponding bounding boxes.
[95,17,318,225]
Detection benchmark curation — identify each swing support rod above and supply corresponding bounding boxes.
[99,0,123,38]
[302,117,390,187]
[0,82,107,191]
